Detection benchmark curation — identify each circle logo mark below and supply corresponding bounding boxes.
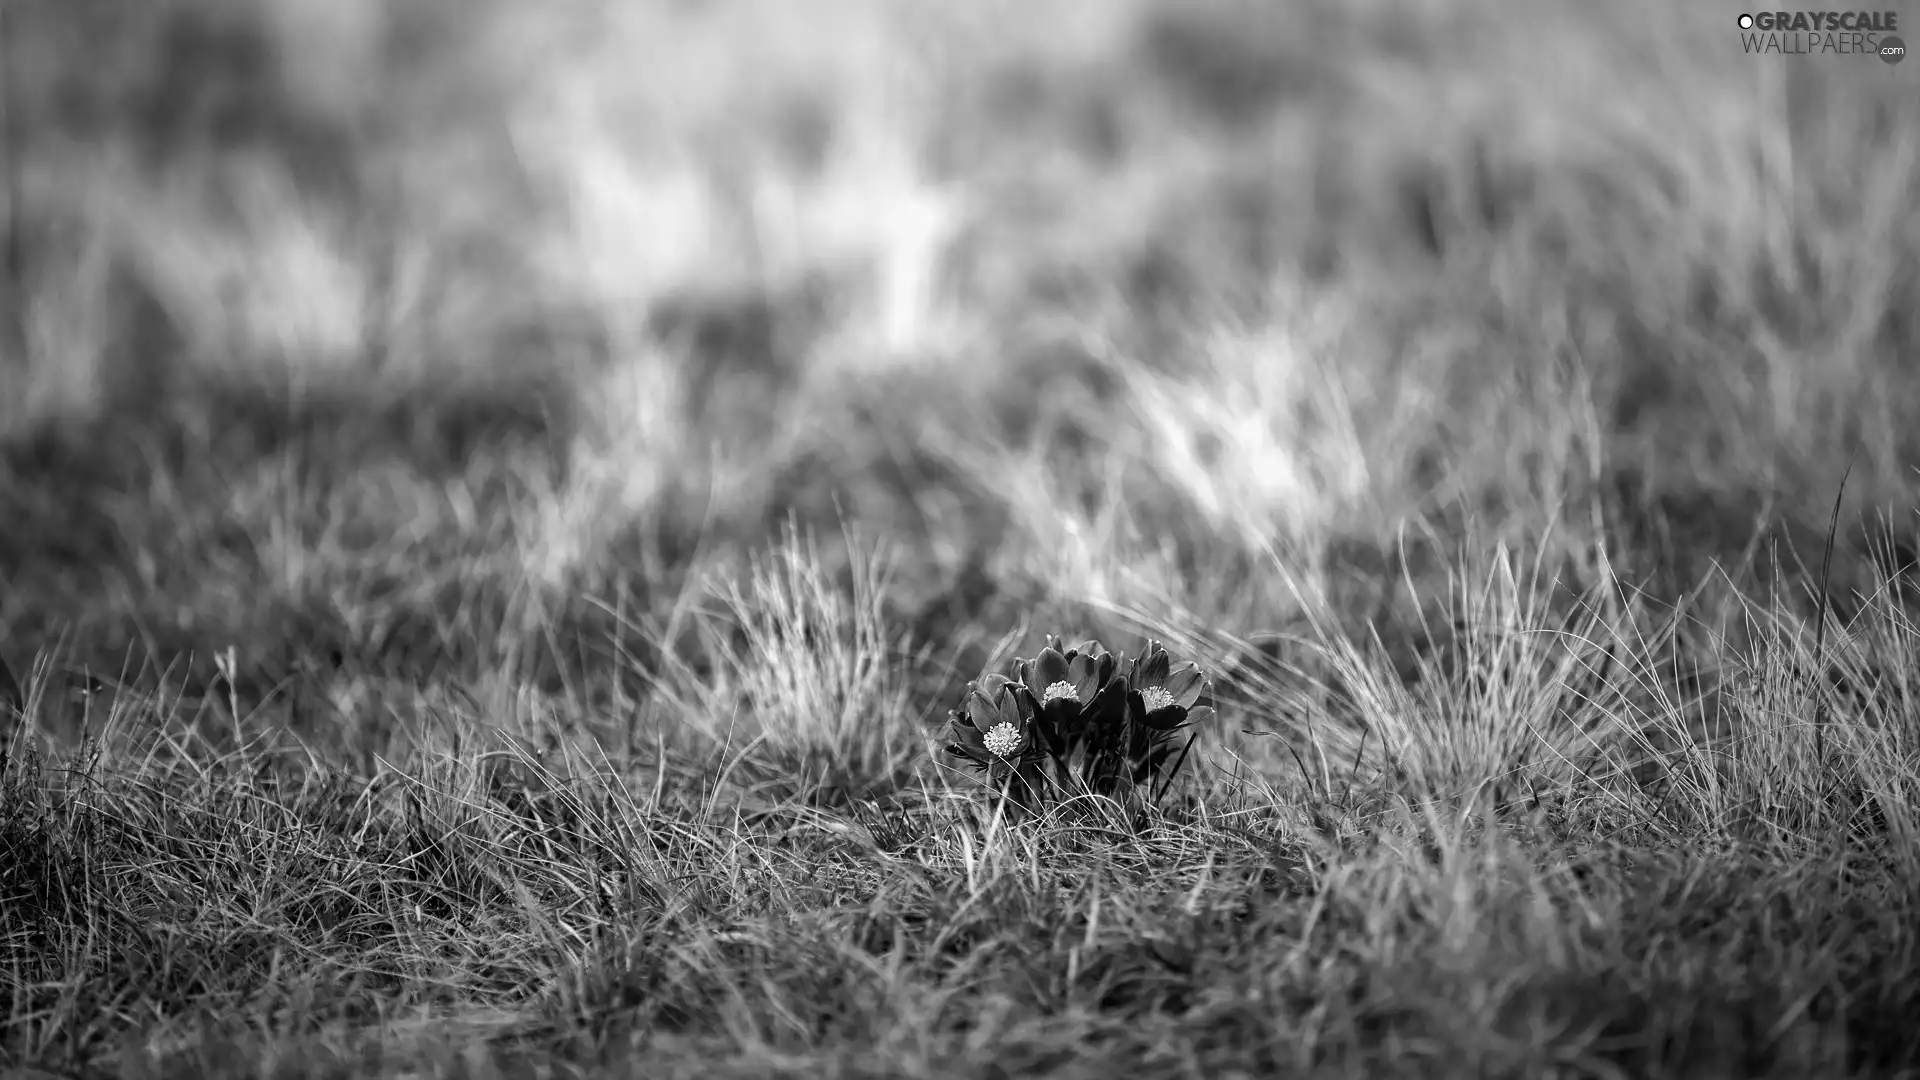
[1738,13,1755,29]
[1882,35,1907,63]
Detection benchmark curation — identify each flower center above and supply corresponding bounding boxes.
[1042,680,1079,705]
[982,721,1022,759]
[1140,686,1177,712]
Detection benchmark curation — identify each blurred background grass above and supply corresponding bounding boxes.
[1,0,1915,761]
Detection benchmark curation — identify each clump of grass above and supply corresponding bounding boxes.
[1657,565,1920,865]
[639,525,917,793]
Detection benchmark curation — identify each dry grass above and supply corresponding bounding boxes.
[3,0,1919,1076]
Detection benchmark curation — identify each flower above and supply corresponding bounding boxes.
[1127,641,1210,731]
[1015,638,1116,709]
[1014,637,1121,754]
[939,635,1221,813]
[946,673,1036,768]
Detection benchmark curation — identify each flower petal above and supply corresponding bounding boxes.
[1069,640,1108,662]
[1033,647,1070,691]
[963,688,997,731]
[996,685,1035,729]
[966,676,1020,730]
[1085,678,1129,727]
[1066,651,1105,699]
[1164,664,1207,709]
[946,717,992,764]
[1085,641,1116,675]
[1134,646,1170,688]
[1016,680,1044,711]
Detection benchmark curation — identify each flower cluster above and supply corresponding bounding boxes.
[943,637,1214,812]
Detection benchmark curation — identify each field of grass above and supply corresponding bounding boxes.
[3,0,1918,1076]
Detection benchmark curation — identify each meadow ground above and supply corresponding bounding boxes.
[2,1,1919,1076]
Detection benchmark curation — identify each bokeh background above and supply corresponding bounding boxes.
[2,0,1916,765]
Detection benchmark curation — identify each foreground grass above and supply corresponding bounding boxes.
[6,535,1919,1078]
[10,737,1919,1079]
[4,0,1920,1076]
